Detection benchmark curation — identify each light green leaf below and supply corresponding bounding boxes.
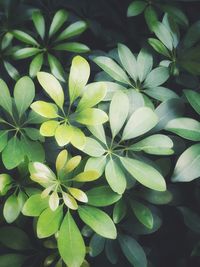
[37,206,63,238]
[78,205,117,239]
[68,187,88,203]
[69,55,90,104]
[81,137,105,157]
[49,191,59,211]
[109,91,129,138]
[3,195,21,223]
[165,118,200,141]
[118,43,138,81]
[22,194,49,217]
[137,48,153,82]
[55,124,73,146]
[144,67,169,88]
[152,22,173,51]
[105,158,126,194]
[184,89,200,115]
[0,79,12,114]
[85,156,107,177]
[75,108,108,125]
[58,211,86,267]
[93,56,131,85]
[77,82,107,111]
[127,1,147,16]
[130,200,153,229]
[56,21,87,41]
[87,186,121,207]
[172,143,200,182]
[87,125,107,144]
[4,61,20,81]
[31,101,58,118]
[2,137,24,170]
[21,137,45,162]
[62,192,78,210]
[14,76,35,117]
[37,72,64,108]
[29,53,43,78]
[120,157,166,191]
[119,235,147,267]
[145,86,179,102]
[130,134,174,155]
[32,11,45,39]
[122,107,158,140]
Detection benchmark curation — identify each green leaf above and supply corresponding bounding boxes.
[119,235,147,267]
[55,124,72,146]
[138,188,172,205]
[144,67,169,88]
[54,42,90,53]
[48,53,65,82]
[14,76,35,117]
[75,108,108,125]
[105,158,126,194]
[109,91,129,138]
[172,143,200,182]
[32,11,45,39]
[21,137,45,162]
[89,234,105,257]
[29,53,43,78]
[152,22,173,51]
[145,86,179,101]
[31,101,59,118]
[144,6,158,30]
[183,21,200,49]
[93,56,131,85]
[148,38,171,57]
[22,194,49,216]
[56,21,87,41]
[85,156,107,177]
[120,157,166,191]
[87,186,121,207]
[37,206,63,238]
[69,55,90,104]
[11,30,39,46]
[127,1,147,17]
[81,137,105,157]
[0,254,26,267]
[130,200,153,229]
[118,43,138,81]
[113,199,127,224]
[58,211,86,267]
[0,131,8,152]
[122,107,158,140]
[0,226,32,251]
[49,9,69,37]
[4,61,20,81]
[37,72,64,108]
[166,118,200,141]
[2,137,24,170]
[184,89,200,115]
[0,79,12,114]
[13,47,41,59]
[78,205,117,239]
[3,195,21,223]
[137,48,153,82]
[130,134,174,155]
[77,82,107,111]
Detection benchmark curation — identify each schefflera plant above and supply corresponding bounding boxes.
[23,149,117,267]
[0,76,45,169]
[93,43,178,103]
[11,9,90,81]
[83,91,174,195]
[31,55,108,149]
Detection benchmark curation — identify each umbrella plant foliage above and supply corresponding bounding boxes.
[0,1,200,267]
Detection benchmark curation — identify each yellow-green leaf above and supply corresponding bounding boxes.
[49,191,59,211]
[40,120,59,136]
[37,72,64,108]
[68,187,88,203]
[62,192,78,210]
[75,108,108,125]
[56,150,68,173]
[55,124,73,146]
[65,156,81,173]
[69,56,90,104]
[74,170,99,182]
[31,101,58,118]
[70,126,86,150]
